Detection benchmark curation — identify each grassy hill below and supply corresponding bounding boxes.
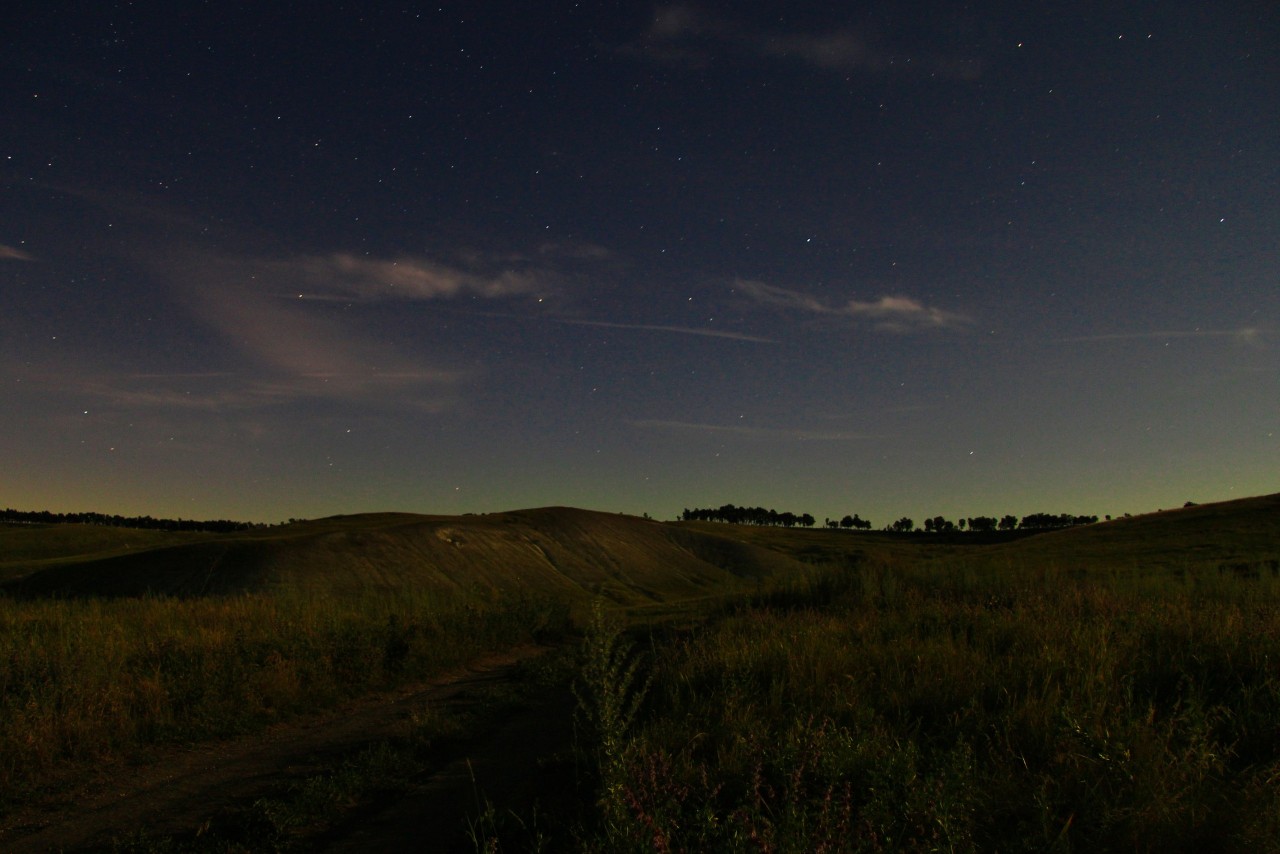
[572,495,1280,853]
[985,492,1280,576]
[4,493,1276,604]
[0,523,208,574]
[683,492,1280,580]
[0,507,811,606]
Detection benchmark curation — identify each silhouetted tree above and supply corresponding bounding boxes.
[838,514,872,531]
[681,504,820,528]
[1018,513,1099,530]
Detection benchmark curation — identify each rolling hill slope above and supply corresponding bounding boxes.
[675,492,1280,580]
[5,493,1276,603]
[982,492,1280,576]
[1,507,812,605]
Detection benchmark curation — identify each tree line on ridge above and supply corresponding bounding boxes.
[681,504,1100,533]
[0,507,263,533]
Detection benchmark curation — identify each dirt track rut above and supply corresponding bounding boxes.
[0,645,568,853]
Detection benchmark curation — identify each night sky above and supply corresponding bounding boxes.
[3,2,1277,525]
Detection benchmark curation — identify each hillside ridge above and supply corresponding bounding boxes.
[1,506,810,605]
[4,493,1277,601]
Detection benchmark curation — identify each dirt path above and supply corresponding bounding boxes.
[316,686,579,853]
[0,644,570,853]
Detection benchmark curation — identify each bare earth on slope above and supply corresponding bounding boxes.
[0,644,563,853]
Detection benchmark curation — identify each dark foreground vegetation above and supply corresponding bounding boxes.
[566,561,1280,852]
[1,495,1278,851]
[0,589,569,801]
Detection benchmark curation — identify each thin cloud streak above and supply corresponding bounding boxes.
[281,252,546,303]
[1,245,35,261]
[632,419,876,441]
[736,280,828,313]
[78,381,290,412]
[73,369,463,412]
[1055,328,1267,345]
[634,5,983,79]
[553,317,776,343]
[736,279,970,332]
[127,372,235,380]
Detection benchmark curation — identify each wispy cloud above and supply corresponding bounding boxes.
[1,244,35,261]
[844,295,966,331]
[649,4,707,40]
[280,252,545,303]
[69,368,463,415]
[736,279,970,332]
[735,280,828,313]
[77,379,284,412]
[1055,328,1268,346]
[134,247,490,407]
[631,5,982,80]
[762,30,887,72]
[631,419,875,441]
[553,317,776,343]
[22,186,562,414]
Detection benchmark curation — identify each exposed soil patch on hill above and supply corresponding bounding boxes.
[0,644,572,853]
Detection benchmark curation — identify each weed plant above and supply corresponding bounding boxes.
[573,600,653,837]
[0,588,569,802]
[576,560,1280,852]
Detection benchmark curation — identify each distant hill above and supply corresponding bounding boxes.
[0,507,812,605]
[677,492,1280,579]
[4,494,1276,604]
[984,491,1280,576]
[0,523,210,571]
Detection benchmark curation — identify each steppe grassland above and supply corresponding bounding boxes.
[0,587,567,798]
[581,557,1280,852]
[6,501,1280,851]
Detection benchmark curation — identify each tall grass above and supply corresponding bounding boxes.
[576,560,1280,852]
[0,588,569,800]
